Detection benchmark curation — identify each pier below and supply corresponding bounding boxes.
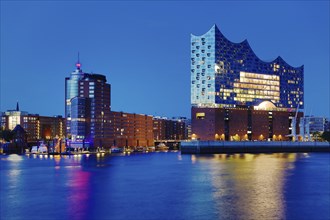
[180,141,330,154]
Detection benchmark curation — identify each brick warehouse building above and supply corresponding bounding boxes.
[192,107,303,141]
[190,25,304,141]
[109,111,154,148]
[153,117,186,141]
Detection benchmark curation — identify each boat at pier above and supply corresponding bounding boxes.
[156,143,169,152]
[133,146,145,152]
[111,147,124,153]
[30,143,48,154]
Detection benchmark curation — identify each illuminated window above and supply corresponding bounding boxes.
[196,112,205,119]
[233,71,281,105]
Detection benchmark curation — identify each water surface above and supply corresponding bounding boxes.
[1,152,329,220]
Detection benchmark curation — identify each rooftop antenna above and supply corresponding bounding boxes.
[76,52,81,70]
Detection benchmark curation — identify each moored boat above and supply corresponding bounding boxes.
[156,143,169,152]
[134,146,146,153]
[111,147,124,153]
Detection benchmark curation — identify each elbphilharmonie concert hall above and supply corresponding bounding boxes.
[191,25,304,141]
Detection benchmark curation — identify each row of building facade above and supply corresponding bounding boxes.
[63,61,189,148]
[1,103,189,148]
[0,104,65,143]
[2,24,328,147]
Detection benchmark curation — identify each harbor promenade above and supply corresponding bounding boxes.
[180,141,330,154]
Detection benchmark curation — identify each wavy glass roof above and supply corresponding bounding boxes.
[192,24,303,70]
[190,25,304,109]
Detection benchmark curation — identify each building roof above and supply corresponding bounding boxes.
[191,24,304,69]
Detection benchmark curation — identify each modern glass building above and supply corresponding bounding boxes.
[191,25,305,141]
[191,25,304,110]
[65,62,111,148]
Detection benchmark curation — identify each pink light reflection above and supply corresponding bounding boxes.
[66,169,91,220]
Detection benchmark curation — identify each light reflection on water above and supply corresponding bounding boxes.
[188,153,315,220]
[67,169,91,220]
[206,154,297,219]
[0,152,329,220]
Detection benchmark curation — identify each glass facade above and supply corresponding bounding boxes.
[70,97,90,142]
[191,25,304,110]
[65,67,84,134]
[65,63,111,147]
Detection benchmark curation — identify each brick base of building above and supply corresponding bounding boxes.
[191,107,303,141]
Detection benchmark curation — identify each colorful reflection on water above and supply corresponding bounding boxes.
[192,154,300,219]
[0,153,329,220]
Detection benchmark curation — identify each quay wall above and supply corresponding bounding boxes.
[180,141,330,154]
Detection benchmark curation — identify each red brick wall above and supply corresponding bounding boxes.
[214,109,225,140]
[191,107,217,140]
[251,110,269,140]
[273,111,290,141]
[109,111,154,147]
[229,109,248,140]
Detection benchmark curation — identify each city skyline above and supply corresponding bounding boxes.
[1,1,329,118]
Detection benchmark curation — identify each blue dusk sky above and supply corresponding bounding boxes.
[1,1,329,119]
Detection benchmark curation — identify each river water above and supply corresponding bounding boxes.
[1,152,329,220]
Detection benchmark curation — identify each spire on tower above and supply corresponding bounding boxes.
[76,52,81,70]
[16,101,19,111]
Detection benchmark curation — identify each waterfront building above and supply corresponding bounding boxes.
[65,61,112,148]
[153,117,187,141]
[305,116,328,133]
[192,107,302,141]
[1,103,28,130]
[1,103,65,143]
[183,118,192,140]
[65,61,156,149]
[191,25,304,141]
[109,111,154,147]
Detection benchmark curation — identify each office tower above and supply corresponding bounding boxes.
[65,61,111,148]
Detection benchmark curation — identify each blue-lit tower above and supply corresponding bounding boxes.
[65,60,112,148]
